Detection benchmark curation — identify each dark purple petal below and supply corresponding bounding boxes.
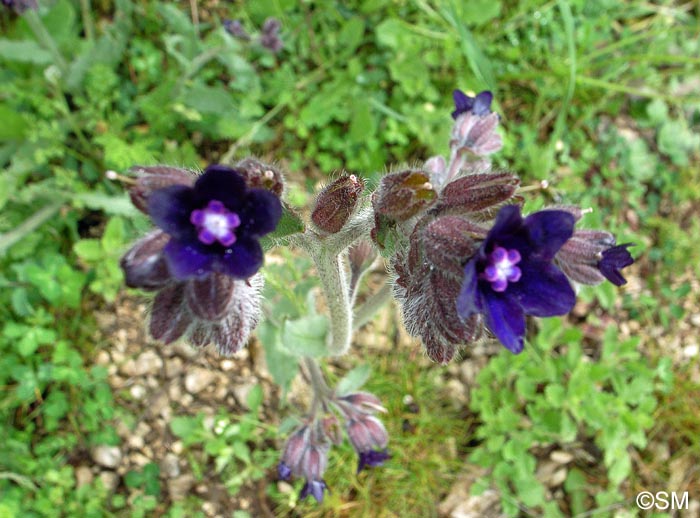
[598,244,634,286]
[523,210,575,261]
[215,238,263,279]
[194,166,247,210]
[163,239,214,280]
[472,91,493,116]
[239,188,283,236]
[483,291,525,354]
[300,479,328,503]
[278,462,292,481]
[148,185,197,241]
[511,261,576,317]
[456,258,482,319]
[451,89,474,119]
[357,449,391,473]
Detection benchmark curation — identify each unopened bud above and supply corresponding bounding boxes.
[128,166,193,214]
[120,230,172,290]
[311,174,364,234]
[450,111,502,156]
[433,172,519,217]
[233,158,285,196]
[346,415,388,453]
[185,273,235,321]
[373,170,436,222]
[149,283,193,344]
[422,216,482,277]
[339,392,386,414]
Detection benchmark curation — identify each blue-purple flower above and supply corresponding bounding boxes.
[598,244,634,286]
[357,449,391,473]
[451,89,493,119]
[456,205,576,353]
[300,479,328,503]
[147,165,282,280]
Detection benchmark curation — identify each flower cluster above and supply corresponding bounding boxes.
[223,17,283,53]
[382,90,635,359]
[120,161,282,354]
[277,390,390,503]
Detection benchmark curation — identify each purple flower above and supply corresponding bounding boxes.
[451,89,493,119]
[300,479,328,503]
[357,448,391,473]
[598,243,634,286]
[223,19,250,40]
[147,165,282,280]
[1,0,37,13]
[456,205,576,353]
[278,461,292,481]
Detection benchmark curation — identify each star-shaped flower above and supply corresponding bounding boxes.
[147,165,282,280]
[457,205,576,353]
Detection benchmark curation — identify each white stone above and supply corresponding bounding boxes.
[184,367,217,394]
[91,445,122,469]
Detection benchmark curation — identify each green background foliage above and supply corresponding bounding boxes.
[0,0,698,516]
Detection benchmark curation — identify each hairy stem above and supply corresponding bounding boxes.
[310,246,352,356]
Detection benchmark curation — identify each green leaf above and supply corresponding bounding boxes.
[257,321,298,393]
[101,217,125,252]
[0,39,52,64]
[73,192,140,217]
[336,364,371,396]
[0,105,29,141]
[246,384,263,412]
[260,203,305,250]
[73,239,103,261]
[170,415,202,445]
[281,315,329,358]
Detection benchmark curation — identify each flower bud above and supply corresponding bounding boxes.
[346,415,388,453]
[451,111,502,156]
[556,230,634,286]
[373,170,436,222]
[421,216,482,277]
[149,283,193,344]
[223,19,250,40]
[128,166,193,214]
[311,174,364,234]
[433,172,519,217]
[185,273,236,321]
[423,155,447,186]
[339,392,386,414]
[233,158,285,196]
[207,274,263,355]
[120,230,172,290]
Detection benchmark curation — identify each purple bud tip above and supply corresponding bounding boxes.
[300,479,328,503]
[451,89,494,119]
[598,243,635,286]
[190,199,241,246]
[357,449,391,473]
[277,462,292,481]
[481,246,522,292]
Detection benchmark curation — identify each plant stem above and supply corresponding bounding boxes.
[309,245,352,356]
[79,0,94,41]
[353,284,392,330]
[23,9,69,77]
